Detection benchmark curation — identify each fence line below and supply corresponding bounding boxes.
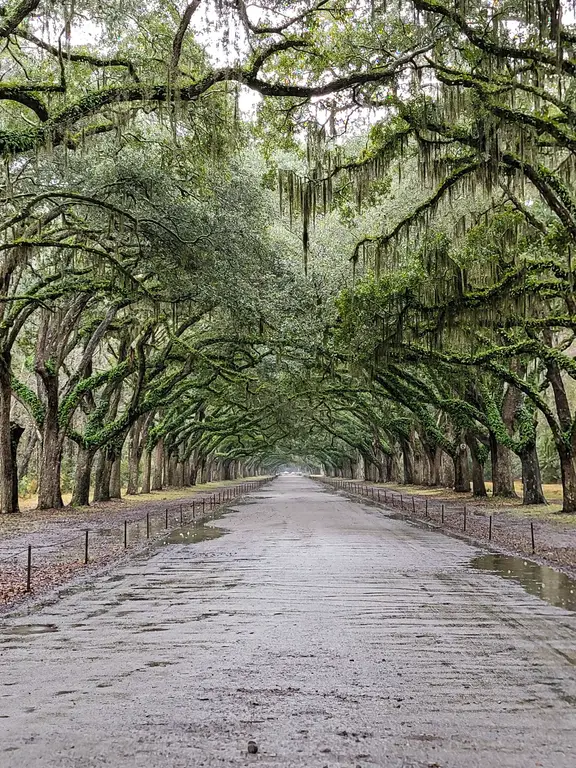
[0,478,270,596]
[320,477,543,560]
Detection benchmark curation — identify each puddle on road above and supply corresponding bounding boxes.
[472,553,576,612]
[159,521,226,546]
[1,624,58,636]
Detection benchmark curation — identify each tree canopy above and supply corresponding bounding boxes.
[2,0,576,512]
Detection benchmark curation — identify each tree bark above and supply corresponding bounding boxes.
[383,453,393,481]
[141,450,152,494]
[489,435,518,498]
[0,357,17,513]
[520,444,546,505]
[110,455,121,499]
[401,440,415,484]
[176,461,185,487]
[465,432,487,497]
[71,447,96,507]
[9,423,24,513]
[152,439,164,490]
[545,350,576,512]
[18,429,38,480]
[423,445,441,486]
[126,418,144,495]
[37,376,64,510]
[453,443,471,493]
[93,450,113,502]
[377,456,386,483]
[167,452,177,486]
[559,446,576,513]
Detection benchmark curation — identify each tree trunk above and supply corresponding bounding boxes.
[18,429,38,480]
[174,461,183,487]
[453,443,470,493]
[167,452,177,486]
[182,458,190,486]
[37,378,64,510]
[489,436,518,498]
[126,419,143,495]
[110,455,121,499]
[520,445,546,505]
[401,441,415,484]
[152,439,163,490]
[423,445,441,486]
[470,452,487,497]
[201,456,208,483]
[93,450,113,502]
[71,447,96,507]
[0,358,16,513]
[9,423,24,513]
[383,454,393,481]
[204,460,213,482]
[559,447,576,513]
[141,450,152,494]
[465,432,487,497]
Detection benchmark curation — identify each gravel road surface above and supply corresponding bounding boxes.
[1,476,576,767]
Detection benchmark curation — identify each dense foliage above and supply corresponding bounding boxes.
[2,0,576,512]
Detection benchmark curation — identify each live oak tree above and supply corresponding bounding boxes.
[3,0,576,510]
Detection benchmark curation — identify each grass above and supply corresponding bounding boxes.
[326,477,576,526]
[16,476,267,513]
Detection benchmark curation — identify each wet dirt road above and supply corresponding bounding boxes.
[1,476,576,768]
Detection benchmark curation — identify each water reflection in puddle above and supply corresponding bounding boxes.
[472,553,576,612]
[159,522,226,545]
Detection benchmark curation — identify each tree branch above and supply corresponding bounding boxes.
[0,0,41,39]
[15,28,140,81]
[170,0,201,74]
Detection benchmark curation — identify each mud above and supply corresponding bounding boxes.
[0,477,575,767]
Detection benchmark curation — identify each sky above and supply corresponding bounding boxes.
[62,1,262,116]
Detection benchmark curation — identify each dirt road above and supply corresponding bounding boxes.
[1,476,576,767]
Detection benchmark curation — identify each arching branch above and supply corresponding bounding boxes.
[170,0,201,74]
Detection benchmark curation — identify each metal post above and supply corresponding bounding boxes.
[425,498,428,518]
[412,497,415,513]
[489,514,492,541]
[202,498,205,515]
[180,505,183,524]
[463,505,467,532]
[377,490,381,502]
[441,503,445,524]
[84,530,89,564]
[165,508,168,529]
[26,545,32,592]
[192,500,195,518]
[146,512,150,538]
[124,520,128,548]
[400,493,403,510]
[531,521,535,554]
